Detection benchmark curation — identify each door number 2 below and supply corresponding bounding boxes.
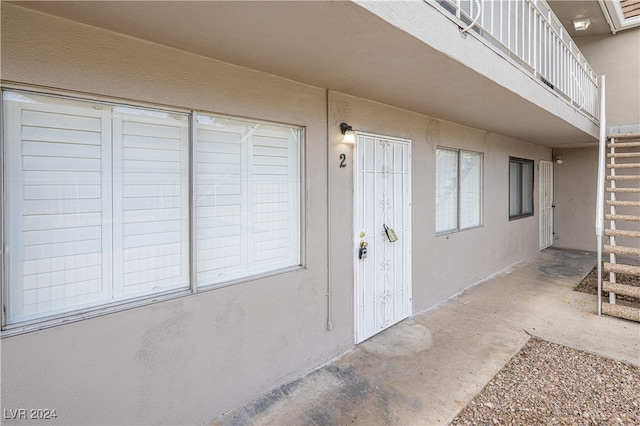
[339,153,346,168]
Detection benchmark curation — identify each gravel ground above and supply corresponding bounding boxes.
[451,337,640,426]
[575,265,640,303]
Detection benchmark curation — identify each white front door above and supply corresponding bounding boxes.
[354,133,412,344]
[539,160,554,250]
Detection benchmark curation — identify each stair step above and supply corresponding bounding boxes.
[607,163,640,169]
[605,229,640,238]
[609,133,640,140]
[607,141,640,148]
[605,214,640,222]
[607,187,640,193]
[602,281,640,299]
[607,152,640,158]
[606,175,640,181]
[606,200,640,207]
[603,245,640,257]
[603,262,640,276]
[601,302,640,322]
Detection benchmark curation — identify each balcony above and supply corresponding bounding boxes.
[8,0,600,146]
[434,0,599,121]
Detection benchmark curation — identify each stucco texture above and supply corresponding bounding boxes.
[328,92,550,314]
[1,4,348,425]
[2,4,551,425]
[576,29,640,129]
[553,147,600,251]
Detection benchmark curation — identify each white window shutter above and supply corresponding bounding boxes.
[250,126,300,269]
[195,115,300,286]
[460,151,482,229]
[435,149,458,233]
[4,92,302,326]
[5,94,112,323]
[112,109,190,298]
[195,119,246,284]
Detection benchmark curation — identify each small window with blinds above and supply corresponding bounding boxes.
[195,114,301,287]
[2,90,303,329]
[435,147,483,235]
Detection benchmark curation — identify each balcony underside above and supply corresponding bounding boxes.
[12,1,599,147]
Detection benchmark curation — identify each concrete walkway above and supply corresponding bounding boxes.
[212,248,640,425]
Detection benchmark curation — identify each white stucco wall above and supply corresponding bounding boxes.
[1,5,351,425]
[554,144,640,252]
[553,147,600,251]
[2,4,550,425]
[553,29,640,252]
[328,93,550,312]
[575,28,640,130]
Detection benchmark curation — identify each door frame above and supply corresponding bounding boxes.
[353,131,412,344]
[539,160,554,250]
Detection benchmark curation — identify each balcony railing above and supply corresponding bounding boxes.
[431,0,600,121]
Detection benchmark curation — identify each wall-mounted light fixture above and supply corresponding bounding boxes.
[573,18,591,31]
[340,122,356,144]
[555,156,563,165]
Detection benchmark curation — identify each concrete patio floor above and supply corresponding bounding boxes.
[212,248,640,425]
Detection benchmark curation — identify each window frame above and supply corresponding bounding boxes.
[508,157,535,220]
[1,86,305,336]
[435,147,484,236]
[193,112,303,289]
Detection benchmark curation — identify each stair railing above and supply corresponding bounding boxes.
[460,0,482,36]
[595,75,606,316]
[571,70,586,112]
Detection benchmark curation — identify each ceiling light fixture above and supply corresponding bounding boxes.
[573,18,591,31]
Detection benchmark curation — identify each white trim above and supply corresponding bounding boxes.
[598,0,640,33]
[0,81,193,115]
[539,160,554,250]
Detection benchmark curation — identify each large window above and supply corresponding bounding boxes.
[195,114,300,286]
[435,148,483,234]
[509,157,534,219]
[2,90,302,328]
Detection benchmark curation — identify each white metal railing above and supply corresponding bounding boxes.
[432,0,600,121]
[595,75,606,315]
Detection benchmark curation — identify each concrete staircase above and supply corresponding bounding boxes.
[601,133,640,322]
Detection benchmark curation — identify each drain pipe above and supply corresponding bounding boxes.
[326,89,334,331]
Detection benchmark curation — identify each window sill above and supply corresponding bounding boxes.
[436,224,483,237]
[509,213,534,221]
[2,265,305,338]
[1,289,192,338]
